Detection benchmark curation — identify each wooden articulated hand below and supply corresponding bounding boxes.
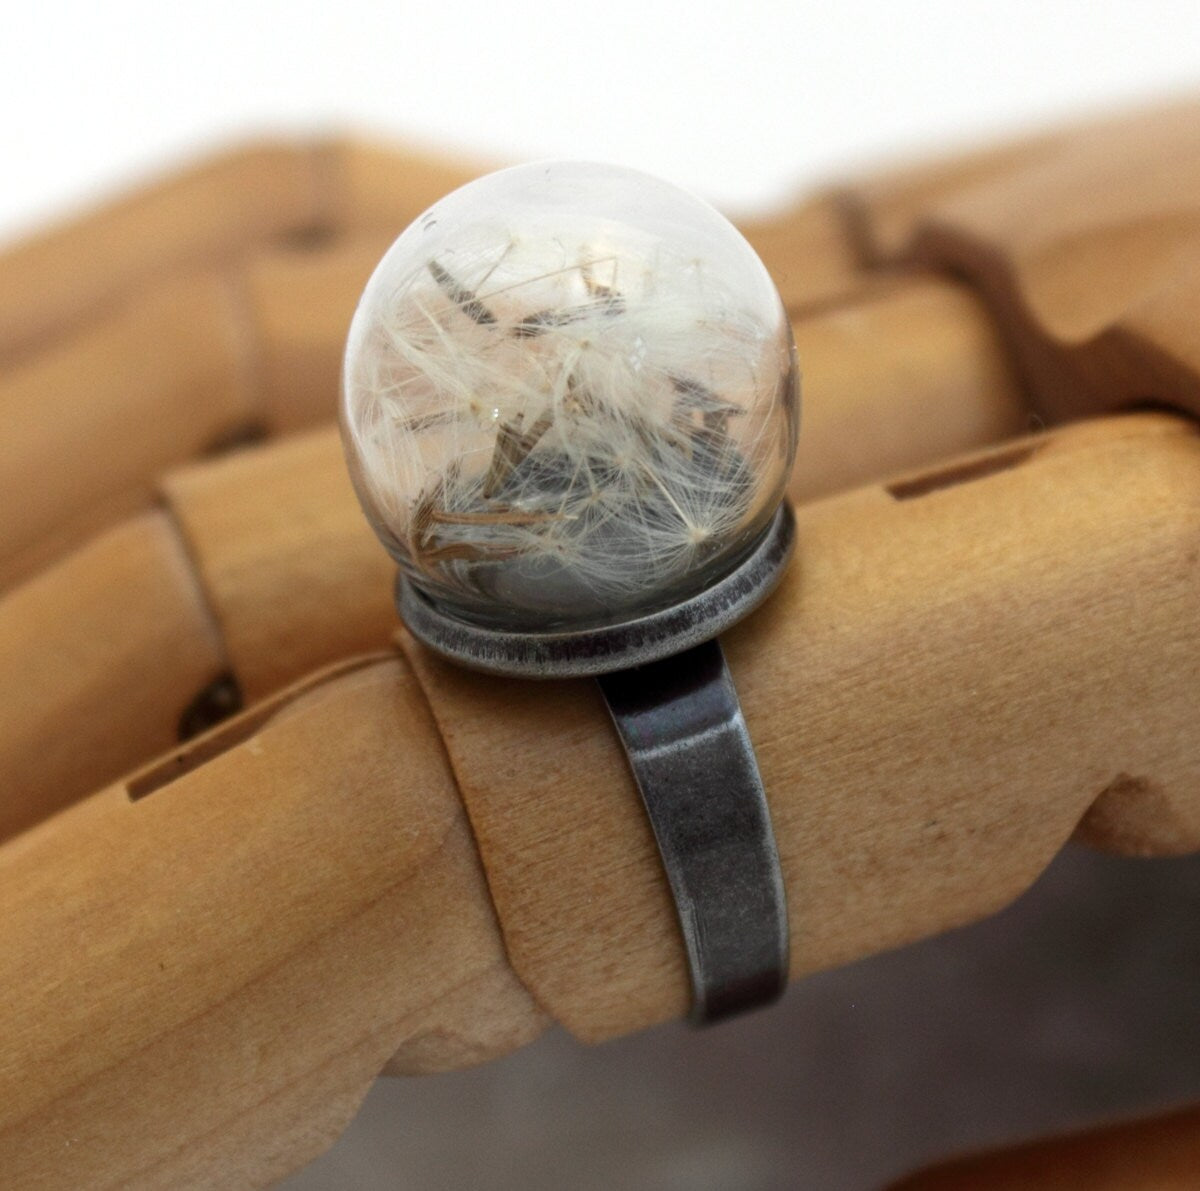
[2,99,1200,1187]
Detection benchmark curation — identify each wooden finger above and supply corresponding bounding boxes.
[243,238,1025,476]
[792,276,1028,499]
[161,426,395,703]
[398,412,1200,1040]
[315,136,485,236]
[891,1104,1200,1190]
[839,95,1200,422]
[0,273,256,591]
[246,238,1022,451]
[739,193,875,315]
[0,143,325,366]
[0,511,228,840]
[163,274,1024,698]
[0,132,874,375]
[0,137,488,367]
[0,656,545,1189]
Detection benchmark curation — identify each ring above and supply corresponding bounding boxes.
[340,160,799,1023]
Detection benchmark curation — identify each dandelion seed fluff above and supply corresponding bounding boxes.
[341,161,799,631]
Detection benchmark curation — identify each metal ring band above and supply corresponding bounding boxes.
[398,502,795,1023]
[599,638,789,1023]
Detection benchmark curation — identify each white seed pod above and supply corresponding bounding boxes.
[341,160,799,631]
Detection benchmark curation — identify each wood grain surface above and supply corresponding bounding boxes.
[0,658,545,1189]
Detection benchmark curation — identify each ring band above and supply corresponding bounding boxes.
[399,504,794,1024]
[599,637,789,1023]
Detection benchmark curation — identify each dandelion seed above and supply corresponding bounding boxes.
[342,161,799,630]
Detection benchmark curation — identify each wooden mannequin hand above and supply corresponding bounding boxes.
[3,98,1200,1188]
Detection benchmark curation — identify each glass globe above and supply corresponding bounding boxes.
[341,160,799,632]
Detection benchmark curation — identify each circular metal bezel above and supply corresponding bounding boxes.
[397,501,795,678]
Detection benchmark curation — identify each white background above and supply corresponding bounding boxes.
[2,0,1199,242]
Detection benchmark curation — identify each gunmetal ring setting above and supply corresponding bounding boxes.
[341,161,798,1024]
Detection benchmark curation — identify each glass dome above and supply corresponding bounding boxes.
[341,160,798,631]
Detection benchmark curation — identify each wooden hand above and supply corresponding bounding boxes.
[3,99,1200,1187]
